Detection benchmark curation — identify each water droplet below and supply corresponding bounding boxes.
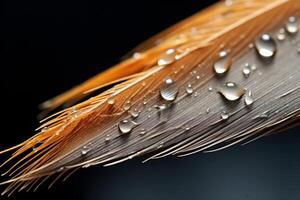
[245,90,254,106]
[208,87,213,92]
[255,34,277,58]
[107,95,115,105]
[248,43,254,49]
[285,16,298,34]
[123,101,131,111]
[206,107,211,114]
[157,49,176,66]
[242,63,251,77]
[196,75,200,80]
[276,28,286,41]
[81,146,89,155]
[118,119,135,134]
[213,51,232,75]
[218,82,245,101]
[159,78,178,102]
[221,111,229,120]
[129,109,140,118]
[139,128,146,136]
[32,141,43,151]
[132,52,141,59]
[186,84,194,94]
[105,135,111,143]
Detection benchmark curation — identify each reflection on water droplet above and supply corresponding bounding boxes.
[242,63,251,77]
[157,49,176,66]
[160,78,178,102]
[186,84,194,94]
[276,28,286,41]
[255,34,277,58]
[218,82,245,101]
[118,119,135,134]
[221,111,229,120]
[123,101,131,111]
[285,16,298,34]
[213,51,232,75]
[107,95,115,105]
[245,90,254,106]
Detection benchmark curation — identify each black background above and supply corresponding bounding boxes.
[2,1,300,200]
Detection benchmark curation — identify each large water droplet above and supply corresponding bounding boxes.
[218,82,245,101]
[118,119,135,134]
[160,78,178,102]
[186,84,194,94]
[213,51,232,75]
[285,16,298,34]
[255,34,277,58]
[242,63,251,77]
[245,90,254,106]
[157,49,176,66]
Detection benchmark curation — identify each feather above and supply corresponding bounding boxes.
[1,0,300,195]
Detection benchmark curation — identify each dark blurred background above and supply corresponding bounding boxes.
[2,0,300,199]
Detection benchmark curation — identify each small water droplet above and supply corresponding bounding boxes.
[208,87,213,92]
[285,16,298,34]
[107,95,115,105]
[221,111,229,120]
[129,109,140,118]
[105,135,111,143]
[255,34,277,58]
[276,28,286,41]
[218,82,245,101]
[248,43,254,49]
[123,101,131,111]
[213,51,232,75]
[132,52,141,59]
[186,84,194,94]
[196,75,200,80]
[139,128,146,136]
[118,119,135,134]
[157,49,176,66]
[160,78,178,102]
[81,146,89,155]
[245,90,254,106]
[206,107,211,114]
[242,63,251,77]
